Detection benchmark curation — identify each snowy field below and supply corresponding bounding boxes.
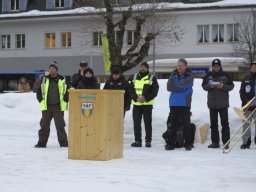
[0,79,256,192]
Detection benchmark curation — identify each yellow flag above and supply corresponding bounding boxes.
[101,33,111,75]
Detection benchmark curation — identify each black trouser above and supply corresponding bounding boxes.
[169,106,191,147]
[37,104,68,146]
[133,105,153,143]
[209,108,230,145]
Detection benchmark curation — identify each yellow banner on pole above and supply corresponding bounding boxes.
[101,33,111,75]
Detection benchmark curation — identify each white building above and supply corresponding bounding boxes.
[0,0,255,78]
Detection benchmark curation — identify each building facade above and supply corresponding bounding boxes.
[0,0,255,78]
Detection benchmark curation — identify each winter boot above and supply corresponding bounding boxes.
[165,144,174,151]
[208,143,220,148]
[240,138,251,149]
[131,141,142,147]
[145,142,151,148]
[185,145,192,151]
[34,143,46,148]
[224,144,229,149]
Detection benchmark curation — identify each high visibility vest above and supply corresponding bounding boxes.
[132,74,154,106]
[40,77,67,111]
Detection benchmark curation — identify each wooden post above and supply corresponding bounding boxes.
[68,89,124,161]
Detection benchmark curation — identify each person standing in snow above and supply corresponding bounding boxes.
[202,58,234,149]
[130,62,159,148]
[239,61,256,149]
[35,61,69,148]
[166,58,194,151]
[103,67,132,117]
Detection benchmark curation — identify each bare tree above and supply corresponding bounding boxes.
[75,0,183,73]
[232,10,256,65]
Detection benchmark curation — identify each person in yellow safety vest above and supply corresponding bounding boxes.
[35,61,69,148]
[130,62,159,148]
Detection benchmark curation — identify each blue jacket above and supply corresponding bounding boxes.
[167,69,194,107]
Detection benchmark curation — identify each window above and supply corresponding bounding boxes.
[1,35,11,49]
[127,30,138,46]
[46,0,72,9]
[110,0,129,5]
[197,25,209,43]
[55,0,64,7]
[212,24,224,43]
[114,30,121,44]
[10,0,19,11]
[45,33,56,48]
[93,32,102,46]
[227,24,239,42]
[16,34,25,49]
[61,32,71,48]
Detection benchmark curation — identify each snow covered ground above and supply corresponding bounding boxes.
[0,79,256,192]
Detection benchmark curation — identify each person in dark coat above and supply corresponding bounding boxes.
[130,62,159,148]
[71,60,88,88]
[202,58,234,149]
[239,61,256,149]
[166,58,194,151]
[77,67,100,89]
[103,67,132,116]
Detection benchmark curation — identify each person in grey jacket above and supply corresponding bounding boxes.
[202,59,234,149]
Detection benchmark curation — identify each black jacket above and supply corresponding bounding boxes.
[77,76,100,89]
[103,75,132,110]
[71,70,83,88]
[202,69,234,109]
[130,72,159,102]
[239,72,256,110]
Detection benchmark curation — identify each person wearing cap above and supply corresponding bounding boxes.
[130,62,159,148]
[202,58,234,149]
[166,58,194,151]
[71,61,88,88]
[35,61,69,148]
[103,67,132,116]
[77,67,100,89]
[239,61,256,149]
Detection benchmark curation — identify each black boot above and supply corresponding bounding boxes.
[35,143,46,148]
[131,141,142,147]
[208,143,220,148]
[240,138,251,149]
[185,145,192,151]
[165,144,174,151]
[145,142,151,148]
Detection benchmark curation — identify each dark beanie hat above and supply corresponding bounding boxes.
[84,67,94,75]
[112,67,121,75]
[49,61,58,71]
[212,59,221,67]
[250,61,256,67]
[140,62,149,69]
[80,60,88,68]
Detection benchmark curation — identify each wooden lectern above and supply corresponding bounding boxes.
[68,89,124,161]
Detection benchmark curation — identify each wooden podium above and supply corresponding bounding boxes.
[68,89,124,161]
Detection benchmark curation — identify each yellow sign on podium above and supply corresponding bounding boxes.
[68,89,124,161]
